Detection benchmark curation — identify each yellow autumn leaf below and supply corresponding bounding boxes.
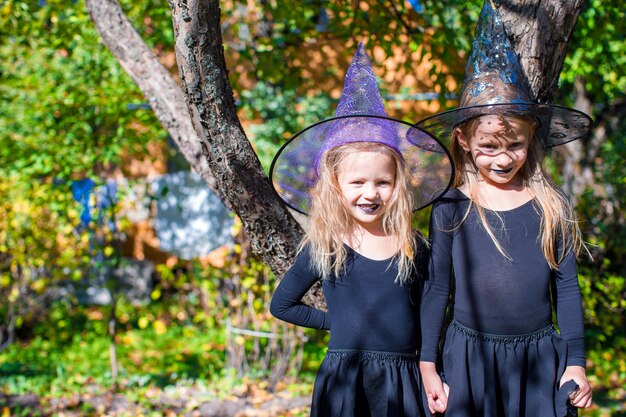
[153,319,167,335]
[8,286,19,303]
[121,333,135,346]
[31,279,46,293]
[150,288,161,300]
[138,317,149,329]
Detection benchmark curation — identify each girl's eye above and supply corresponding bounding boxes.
[478,144,498,153]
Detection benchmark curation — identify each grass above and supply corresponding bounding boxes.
[0,325,226,397]
[0,306,316,416]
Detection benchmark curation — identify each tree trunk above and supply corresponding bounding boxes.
[495,1,592,205]
[494,0,585,102]
[84,0,229,208]
[167,0,324,306]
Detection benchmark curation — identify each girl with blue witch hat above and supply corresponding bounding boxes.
[416,1,593,416]
[269,42,453,417]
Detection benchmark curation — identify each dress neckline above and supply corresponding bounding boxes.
[455,188,534,213]
[344,243,396,263]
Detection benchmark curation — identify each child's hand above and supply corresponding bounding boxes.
[419,361,449,415]
[560,365,592,409]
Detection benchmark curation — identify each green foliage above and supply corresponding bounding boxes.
[0,1,167,181]
[405,1,480,94]
[561,0,626,105]
[0,178,86,341]
[225,0,480,104]
[239,82,333,171]
[0,300,226,396]
[559,1,626,362]
[224,0,325,90]
[0,0,173,345]
[585,343,626,416]
[579,267,626,339]
[184,246,312,384]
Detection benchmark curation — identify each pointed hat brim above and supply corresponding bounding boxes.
[417,102,593,148]
[270,114,454,214]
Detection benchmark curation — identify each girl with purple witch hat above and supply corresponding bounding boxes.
[416,1,592,416]
[269,43,453,417]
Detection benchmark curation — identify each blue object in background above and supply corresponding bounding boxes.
[407,0,423,13]
[96,179,118,209]
[96,179,118,232]
[72,178,96,226]
[316,7,329,32]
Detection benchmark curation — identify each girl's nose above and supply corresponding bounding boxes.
[363,184,379,198]
[496,152,514,165]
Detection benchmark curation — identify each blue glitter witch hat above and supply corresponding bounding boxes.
[269,43,453,214]
[416,0,592,147]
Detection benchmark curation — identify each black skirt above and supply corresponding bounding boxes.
[311,349,425,417]
[441,320,578,417]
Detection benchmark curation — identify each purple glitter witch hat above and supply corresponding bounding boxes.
[416,0,592,147]
[270,43,454,214]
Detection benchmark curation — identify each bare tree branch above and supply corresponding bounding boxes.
[85,0,230,208]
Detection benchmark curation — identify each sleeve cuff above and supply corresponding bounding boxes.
[565,337,586,368]
[321,313,330,330]
[419,352,437,363]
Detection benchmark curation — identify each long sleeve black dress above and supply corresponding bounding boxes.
[421,189,585,417]
[271,243,427,417]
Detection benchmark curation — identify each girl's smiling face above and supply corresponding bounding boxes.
[337,150,396,232]
[457,115,534,188]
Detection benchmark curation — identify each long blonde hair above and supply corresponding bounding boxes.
[300,141,417,284]
[452,115,584,269]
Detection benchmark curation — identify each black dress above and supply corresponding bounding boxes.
[421,189,585,417]
[270,244,426,417]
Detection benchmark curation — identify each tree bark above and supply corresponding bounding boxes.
[84,0,229,208]
[167,0,324,306]
[494,0,585,102]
